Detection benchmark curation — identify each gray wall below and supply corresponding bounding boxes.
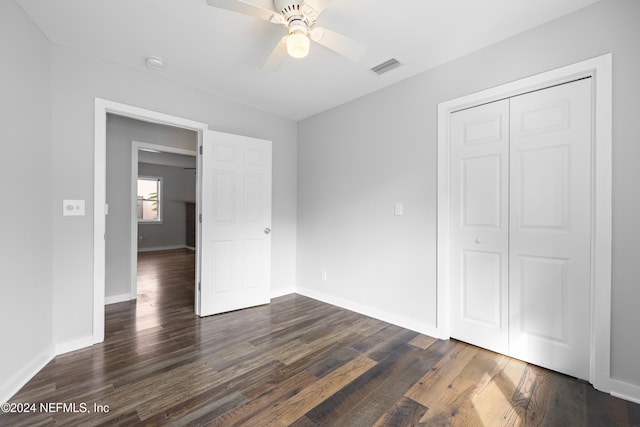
[0,1,54,400]
[137,163,196,250]
[105,114,197,299]
[297,0,640,389]
[51,44,298,346]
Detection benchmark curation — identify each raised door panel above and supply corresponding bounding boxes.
[463,155,502,228]
[213,171,235,224]
[461,250,503,327]
[242,239,266,290]
[518,255,569,343]
[211,241,235,294]
[245,172,266,223]
[519,146,570,230]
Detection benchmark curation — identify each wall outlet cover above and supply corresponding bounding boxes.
[63,199,85,216]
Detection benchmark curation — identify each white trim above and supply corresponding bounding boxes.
[610,379,640,405]
[0,346,54,404]
[131,141,197,302]
[94,98,208,345]
[436,54,612,391]
[105,293,134,305]
[137,244,191,253]
[271,288,296,299]
[94,99,107,344]
[135,141,197,156]
[589,54,613,393]
[55,336,97,355]
[296,287,442,339]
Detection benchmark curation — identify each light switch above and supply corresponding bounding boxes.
[394,202,403,216]
[63,200,85,216]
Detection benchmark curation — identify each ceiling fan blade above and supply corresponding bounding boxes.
[310,27,367,61]
[262,36,288,71]
[206,0,285,24]
[303,0,333,15]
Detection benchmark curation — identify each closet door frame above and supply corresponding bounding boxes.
[436,54,612,392]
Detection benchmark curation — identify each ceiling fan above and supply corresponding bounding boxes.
[206,0,367,70]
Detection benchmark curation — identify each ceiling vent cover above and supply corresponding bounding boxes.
[371,58,401,75]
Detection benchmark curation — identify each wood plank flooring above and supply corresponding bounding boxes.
[2,248,639,426]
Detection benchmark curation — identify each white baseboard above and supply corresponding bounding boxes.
[105,293,134,305]
[0,345,54,404]
[295,287,443,339]
[55,335,96,356]
[610,378,640,405]
[271,287,295,299]
[138,244,188,253]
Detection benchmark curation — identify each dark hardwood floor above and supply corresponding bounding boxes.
[2,248,639,426]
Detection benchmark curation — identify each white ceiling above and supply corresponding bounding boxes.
[17,0,600,121]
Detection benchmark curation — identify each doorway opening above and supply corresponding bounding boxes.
[105,116,198,326]
[129,139,197,304]
[94,99,209,344]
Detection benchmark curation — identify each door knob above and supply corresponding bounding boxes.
[264,228,271,235]
[475,237,483,244]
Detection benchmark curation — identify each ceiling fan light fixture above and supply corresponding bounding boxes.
[286,32,310,59]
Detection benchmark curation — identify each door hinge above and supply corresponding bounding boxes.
[199,213,202,223]
[199,145,203,155]
[198,281,201,291]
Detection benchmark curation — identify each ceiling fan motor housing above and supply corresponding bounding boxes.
[274,0,303,15]
[274,0,317,33]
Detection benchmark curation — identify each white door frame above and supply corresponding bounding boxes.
[436,54,612,392]
[94,99,208,343]
[130,141,197,300]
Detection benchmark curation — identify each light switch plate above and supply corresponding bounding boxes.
[63,199,85,216]
[394,202,403,216]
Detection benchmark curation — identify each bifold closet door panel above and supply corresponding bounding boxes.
[449,99,510,356]
[508,78,592,380]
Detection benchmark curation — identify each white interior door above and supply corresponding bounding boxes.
[449,78,592,380]
[449,99,510,355]
[199,130,272,316]
[509,78,592,379]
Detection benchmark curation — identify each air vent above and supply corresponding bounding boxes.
[371,58,402,75]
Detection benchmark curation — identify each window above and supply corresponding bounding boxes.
[137,176,162,223]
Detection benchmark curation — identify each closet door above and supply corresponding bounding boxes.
[509,78,592,380]
[449,99,510,355]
